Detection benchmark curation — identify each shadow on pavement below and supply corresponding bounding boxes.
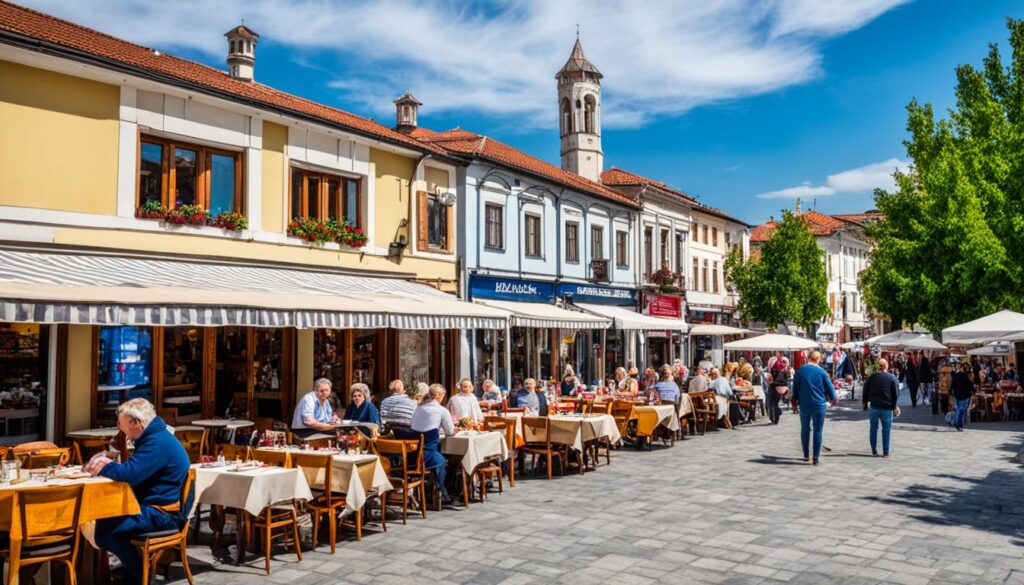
[747,454,808,465]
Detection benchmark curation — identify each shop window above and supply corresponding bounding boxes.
[215,327,248,418]
[616,231,629,268]
[418,190,452,252]
[565,222,579,263]
[485,203,504,250]
[352,330,377,399]
[0,324,49,444]
[137,135,242,214]
[398,330,430,389]
[291,167,361,227]
[591,225,604,261]
[314,329,347,408]
[161,327,204,424]
[96,326,152,427]
[253,329,286,419]
[525,214,542,257]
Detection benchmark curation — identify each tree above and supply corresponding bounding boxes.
[725,211,829,330]
[861,18,1024,331]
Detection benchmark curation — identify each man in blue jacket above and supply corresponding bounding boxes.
[791,351,837,465]
[508,378,548,415]
[86,398,191,584]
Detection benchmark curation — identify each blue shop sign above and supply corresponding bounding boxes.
[469,275,554,302]
[555,283,637,306]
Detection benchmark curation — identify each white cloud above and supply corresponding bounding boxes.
[21,0,907,129]
[756,158,909,199]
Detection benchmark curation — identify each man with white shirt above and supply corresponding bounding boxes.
[291,378,338,439]
[410,384,456,505]
[449,378,484,423]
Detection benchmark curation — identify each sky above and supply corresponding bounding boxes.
[22,0,1023,225]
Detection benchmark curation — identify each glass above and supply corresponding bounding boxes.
[97,326,152,427]
[253,329,284,419]
[0,323,49,444]
[398,330,430,389]
[162,327,203,423]
[208,153,236,214]
[327,178,340,220]
[215,327,248,417]
[290,169,304,218]
[427,196,440,245]
[173,148,197,207]
[565,223,578,262]
[306,177,321,219]
[591,226,603,261]
[314,329,346,409]
[344,179,359,226]
[139,142,164,205]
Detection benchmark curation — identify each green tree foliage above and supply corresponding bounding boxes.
[862,18,1024,330]
[725,211,829,330]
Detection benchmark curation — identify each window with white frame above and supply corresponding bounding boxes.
[565,221,579,263]
[525,214,542,257]
[484,203,504,249]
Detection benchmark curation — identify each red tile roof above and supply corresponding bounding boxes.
[0,1,450,158]
[417,130,639,208]
[601,167,751,226]
[751,210,870,242]
[802,210,848,235]
[750,221,778,243]
[832,212,884,225]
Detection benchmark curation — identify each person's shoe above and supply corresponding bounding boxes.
[812,459,820,465]
[804,455,811,463]
[872,451,878,457]
[441,494,454,506]
[957,427,964,432]
[882,453,889,458]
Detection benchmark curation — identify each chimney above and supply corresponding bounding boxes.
[224,23,259,81]
[394,91,422,134]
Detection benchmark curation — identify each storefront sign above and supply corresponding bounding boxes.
[555,283,637,306]
[643,292,682,319]
[469,275,554,302]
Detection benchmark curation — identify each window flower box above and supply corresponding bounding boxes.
[165,204,210,226]
[135,200,166,220]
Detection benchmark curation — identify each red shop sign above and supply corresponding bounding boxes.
[643,293,681,319]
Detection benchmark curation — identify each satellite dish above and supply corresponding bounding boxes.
[438,191,457,207]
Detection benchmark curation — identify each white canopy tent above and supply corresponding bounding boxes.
[689,324,748,336]
[816,323,841,335]
[941,309,1024,345]
[865,330,924,346]
[724,334,819,352]
[880,335,947,351]
[840,341,863,351]
[967,342,1014,357]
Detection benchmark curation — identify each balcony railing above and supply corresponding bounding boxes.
[590,259,609,283]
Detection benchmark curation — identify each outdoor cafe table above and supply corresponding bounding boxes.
[193,463,312,564]
[253,447,391,512]
[440,430,509,475]
[634,404,680,437]
[523,414,621,453]
[330,420,381,438]
[678,393,694,417]
[191,418,255,450]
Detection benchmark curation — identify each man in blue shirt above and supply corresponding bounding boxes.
[509,378,548,415]
[86,398,191,584]
[291,378,338,439]
[791,350,837,465]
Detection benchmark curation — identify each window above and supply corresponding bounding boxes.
[616,231,629,268]
[417,190,452,252]
[485,204,504,249]
[591,225,604,261]
[702,259,709,292]
[96,326,152,427]
[561,98,572,135]
[138,136,242,213]
[713,261,720,293]
[584,95,596,133]
[692,258,699,291]
[692,222,698,242]
[525,214,542,257]
[291,167,361,227]
[675,232,685,273]
[644,226,653,279]
[565,222,579,263]
[660,228,670,268]
[712,227,718,247]
[702,224,709,245]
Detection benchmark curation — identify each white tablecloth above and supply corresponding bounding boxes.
[441,431,509,474]
[193,465,312,516]
[678,394,693,417]
[523,414,620,452]
[716,395,730,418]
[252,448,392,512]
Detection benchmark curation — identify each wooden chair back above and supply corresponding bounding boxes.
[217,443,251,462]
[589,401,612,415]
[372,437,424,480]
[17,483,84,544]
[252,449,291,468]
[71,438,110,465]
[521,415,551,447]
[17,448,70,469]
[292,452,337,501]
[175,429,206,463]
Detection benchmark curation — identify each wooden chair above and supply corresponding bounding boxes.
[250,456,302,574]
[293,452,347,554]
[579,397,595,414]
[175,429,206,463]
[475,420,509,499]
[251,449,291,468]
[505,407,526,414]
[483,416,517,487]
[15,448,70,469]
[372,437,427,523]
[71,438,110,465]
[131,469,196,585]
[217,444,251,462]
[691,392,720,435]
[610,400,636,443]
[589,401,612,415]
[158,408,179,425]
[9,483,84,585]
[520,416,567,480]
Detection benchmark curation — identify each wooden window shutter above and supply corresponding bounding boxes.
[417,190,429,250]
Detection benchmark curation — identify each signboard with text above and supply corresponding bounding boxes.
[469,275,554,302]
[642,292,682,319]
[555,283,637,306]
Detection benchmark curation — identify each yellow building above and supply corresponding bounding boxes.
[0,4,503,443]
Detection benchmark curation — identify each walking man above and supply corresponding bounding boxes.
[951,363,975,431]
[792,351,837,465]
[905,352,919,408]
[861,358,900,457]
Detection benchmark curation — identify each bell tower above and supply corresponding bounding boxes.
[556,35,603,182]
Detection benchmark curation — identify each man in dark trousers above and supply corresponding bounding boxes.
[904,352,919,408]
[919,352,936,413]
[862,357,901,457]
[792,351,837,465]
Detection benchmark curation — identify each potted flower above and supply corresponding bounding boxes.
[287,217,334,244]
[335,220,368,248]
[650,267,680,292]
[135,200,165,220]
[213,210,248,232]
[165,204,210,226]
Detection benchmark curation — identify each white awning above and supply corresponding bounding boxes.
[475,299,610,329]
[575,303,687,332]
[816,323,841,335]
[865,330,924,346]
[878,334,947,351]
[689,324,748,336]
[724,334,819,352]
[967,342,1013,356]
[942,310,1024,345]
[0,246,509,330]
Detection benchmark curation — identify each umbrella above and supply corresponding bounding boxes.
[816,323,841,335]
[941,309,1024,345]
[966,342,1013,356]
[865,330,923,346]
[723,334,819,352]
[688,324,748,336]
[899,336,947,351]
[840,341,862,350]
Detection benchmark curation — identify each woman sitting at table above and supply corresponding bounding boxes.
[450,378,485,423]
[344,383,381,427]
[409,384,456,506]
[611,367,639,400]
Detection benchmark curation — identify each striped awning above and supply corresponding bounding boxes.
[475,299,610,330]
[0,247,508,330]
[576,303,687,332]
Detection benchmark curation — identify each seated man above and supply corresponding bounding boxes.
[86,399,191,585]
[509,378,547,415]
[707,367,734,429]
[449,378,484,423]
[409,384,457,505]
[291,378,338,439]
[379,379,417,427]
[479,379,502,408]
[688,367,709,394]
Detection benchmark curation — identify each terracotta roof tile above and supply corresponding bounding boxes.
[832,212,884,225]
[0,1,448,157]
[600,167,696,202]
[750,221,777,243]
[753,210,871,242]
[418,129,639,208]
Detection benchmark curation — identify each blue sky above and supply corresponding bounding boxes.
[25,0,1022,224]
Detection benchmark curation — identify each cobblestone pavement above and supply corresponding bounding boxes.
[168,392,1024,585]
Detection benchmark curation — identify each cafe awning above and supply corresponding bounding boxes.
[0,246,509,330]
[941,309,1024,345]
[575,303,687,332]
[475,299,610,329]
[688,324,748,336]
[724,334,819,352]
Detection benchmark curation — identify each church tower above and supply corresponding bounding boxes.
[557,36,603,182]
